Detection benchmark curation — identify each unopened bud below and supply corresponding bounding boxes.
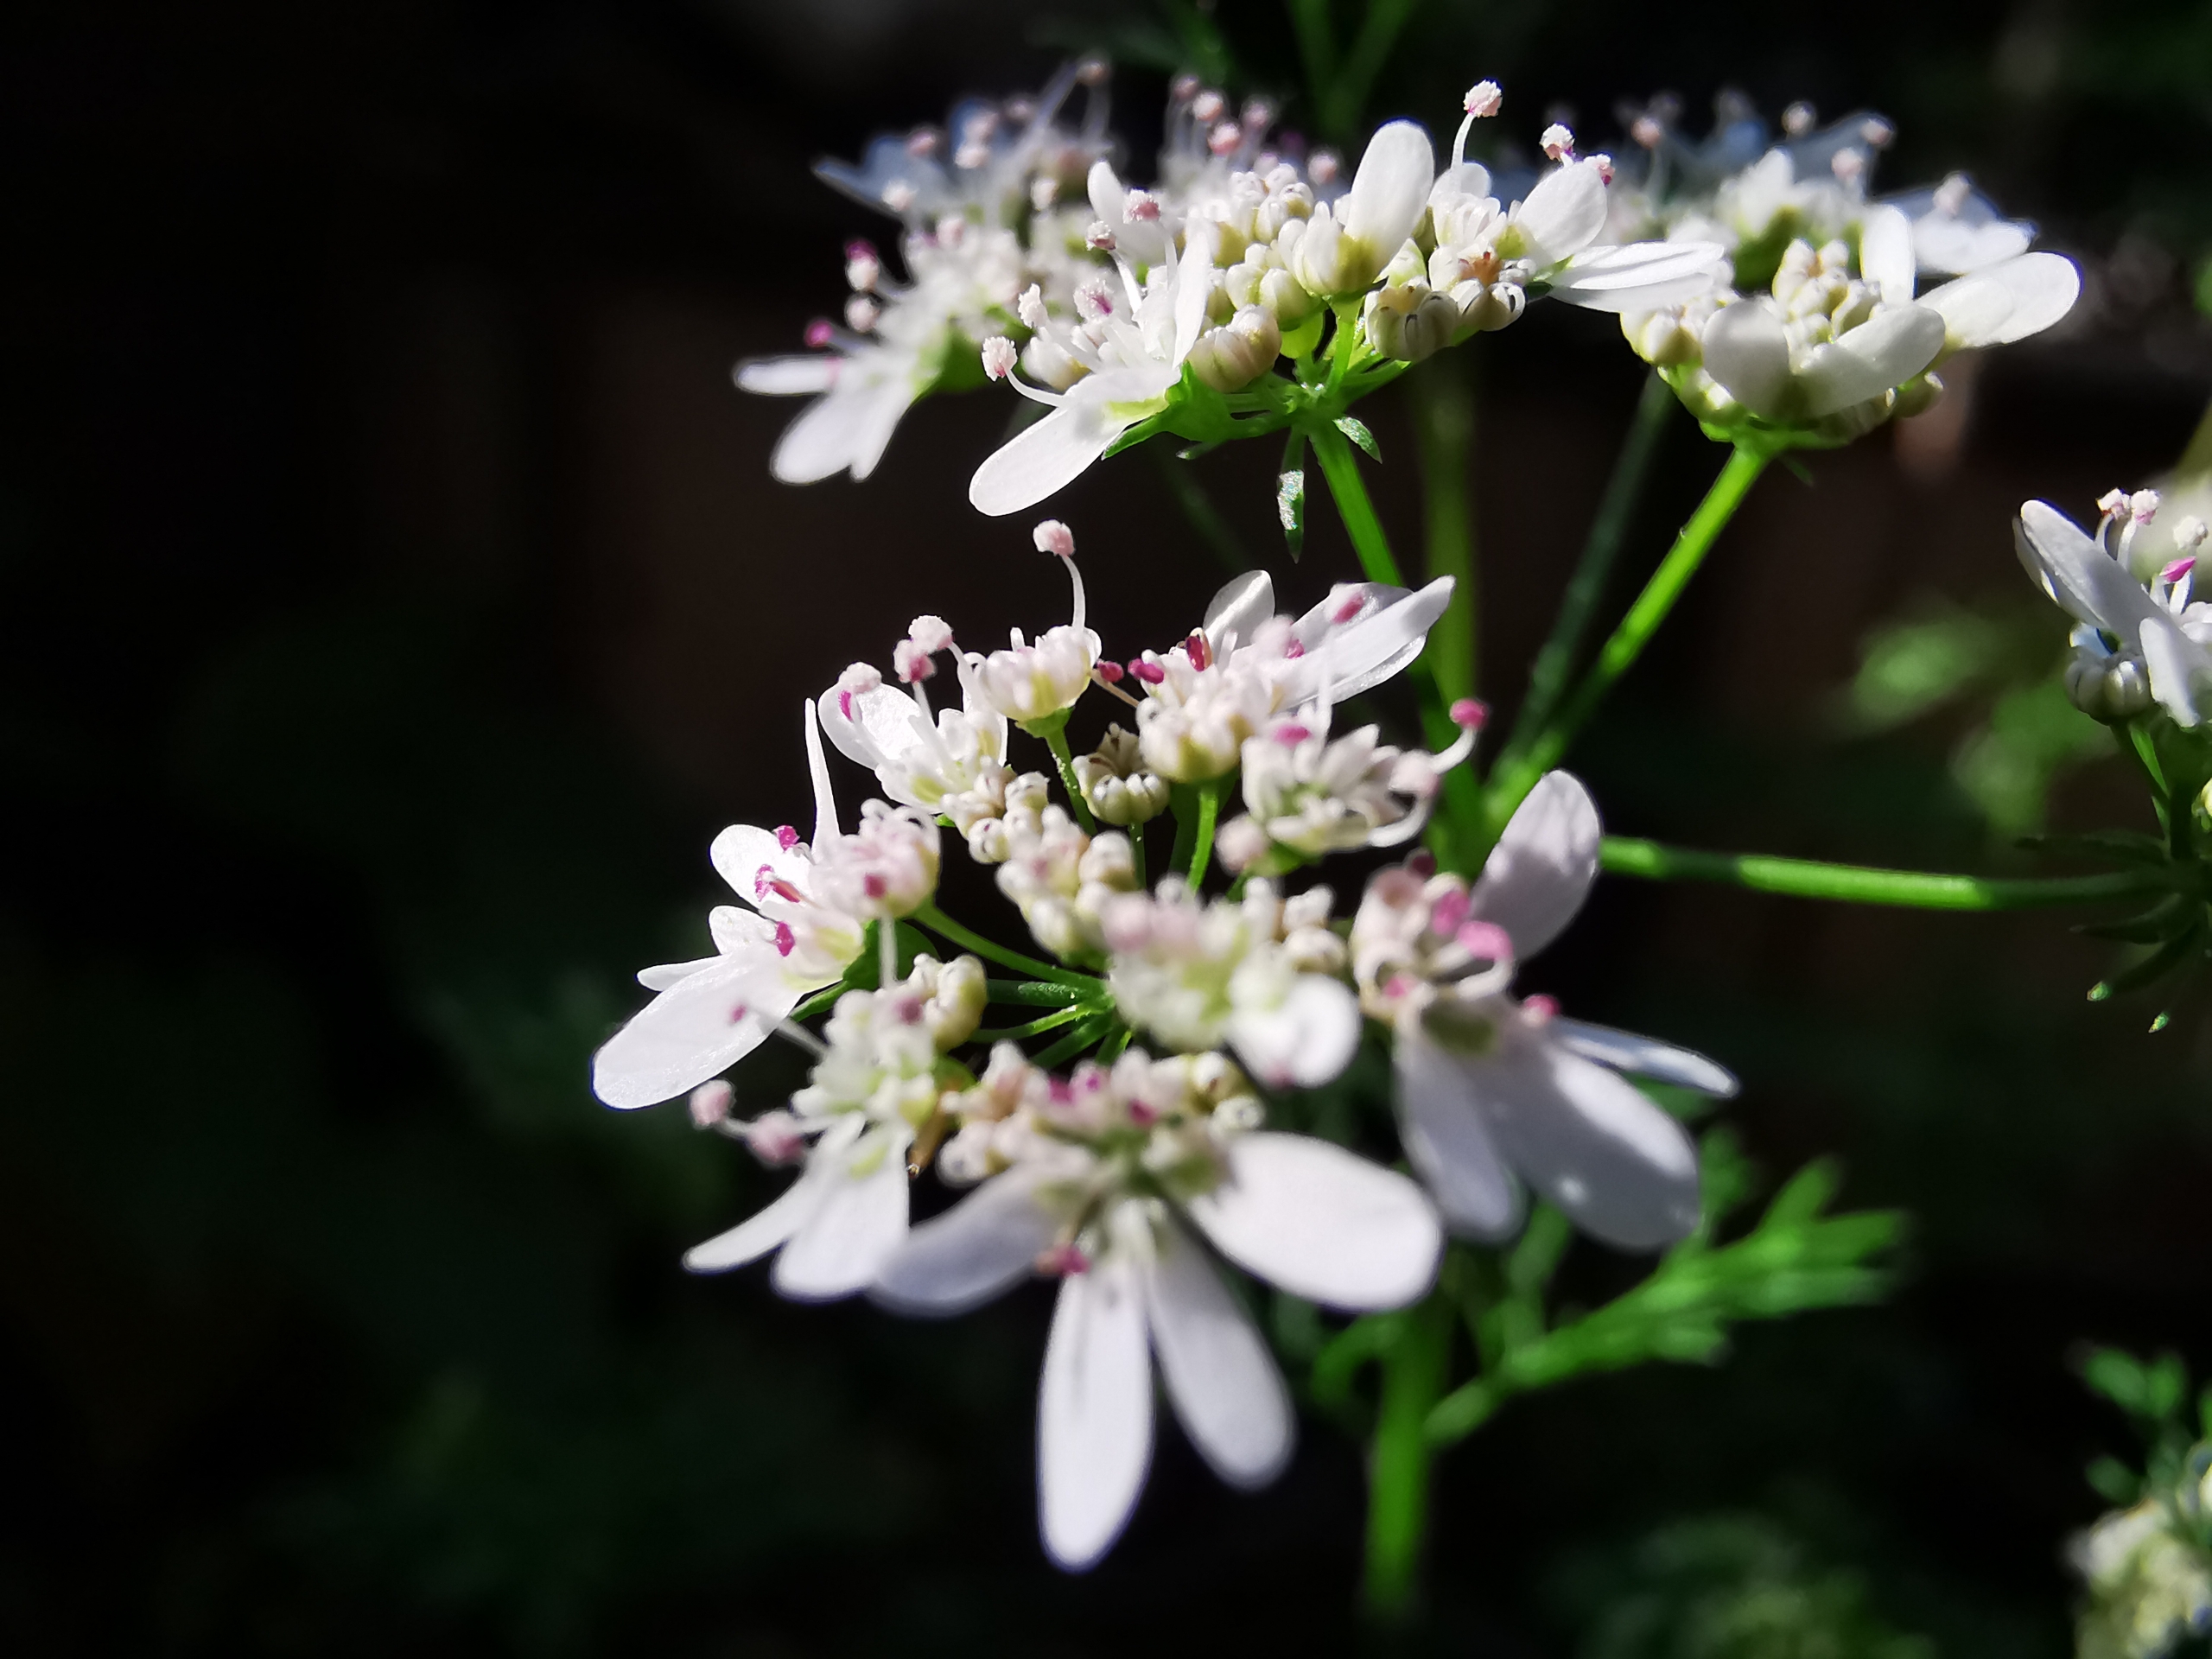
[689,1079,733,1128]
[1217,814,1272,873]
[1363,283,1459,364]
[1187,304,1282,391]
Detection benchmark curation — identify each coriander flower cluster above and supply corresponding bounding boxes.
[591,509,1734,1569]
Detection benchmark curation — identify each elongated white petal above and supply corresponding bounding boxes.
[1226,975,1363,1089]
[1471,1037,1701,1251]
[818,680,929,774]
[768,392,869,485]
[1394,1029,1522,1238]
[1186,1132,1443,1311]
[1923,252,2078,347]
[872,1167,1058,1315]
[1796,306,1946,416]
[772,1141,911,1300]
[735,355,839,397]
[1514,160,1609,262]
[1699,299,1794,421]
[843,378,912,483]
[1858,205,1916,307]
[1086,157,1125,228]
[1285,577,1455,703]
[2139,613,2212,728]
[1204,570,1276,650]
[1038,1249,1153,1571]
[591,955,798,1109]
[1913,214,2031,276]
[2016,500,2166,636]
[1551,1018,1739,1096]
[1545,241,1726,311]
[969,391,1128,517]
[1344,120,1435,252]
[1470,769,1600,961]
[683,1152,838,1272]
[1171,235,1215,366]
[709,905,777,956]
[804,699,840,854]
[638,954,718,992]
[1144,1219,1294,1490]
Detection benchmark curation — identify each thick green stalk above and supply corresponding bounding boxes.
[982,980,1090,1007]
[1411,357,1477,706]
[1363,1295,1452,1621]
[971,1002,1100,1043]
[912,902,1091,987]
[1042,722,1097,833]
[1504,372,1675,754]
[1308,418,1405,585]
[1033,1014,1114,1069]
[1186,779,1225,890]
[1479,446,1768,842]
[1600,836,2164,910]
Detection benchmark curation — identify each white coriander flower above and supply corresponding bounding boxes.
[2017,494,2212,727]
[872,1046,1442,1570]
[1222,696,1485,871]
[1101,880,1361,1089]
[593,704,867,1109]
[1071,723,1171,826]
[683,955,983,1300]
[817,645,1015,835]
[1880,171,2036,276]
[1283,119,1434,299]
[1353,772,1737,1249]
[963,526,1104,725]
[812,799,943,923]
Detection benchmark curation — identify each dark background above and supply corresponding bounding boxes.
[6,0,2212,1651]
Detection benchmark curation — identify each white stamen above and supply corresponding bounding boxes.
[1540,123,1575,162]
[981,336,1020,379]
[1782,101,1815,136]
[1933,172,1973,216]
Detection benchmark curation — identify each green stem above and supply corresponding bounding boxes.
[1043,724,1096,834]
[1168,785,1200,876]
[1032,1014,1114,1069]
[1599,836,2165,910]
[1363,1294,1452,1622]
[1308,418,1404,584]
[971,1002,1101,1043]
[912,902,1091,986]
[1479,445,1768,842]
[983,980,1091,1007]
[1504,372,1675,754]
[789,983,843,1023]
[1186,779,1225,890]
[1153,448,1251,573]
[1411,356,1477,706]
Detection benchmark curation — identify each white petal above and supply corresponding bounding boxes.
[1513,160,1609,262]
[969,397,1126,517]
[1858,205,1917,306]
[1471,1036,1701,1251]
[1285,577,1455,703]
[734,355,838,397]
[638,954,718,992]
[1226,975,1363,1089]
[1143,1218,1294,1490]
[818,681,929,774]
[1038,1249,1153,1572]
[1550,1018,1739,1096]
[872,1167,1058,1315]
[1205,571,1276,651]
[1923,252,2078,347]
[1699,299,1794,421]
[1912,214,2031,276]
[709,905,777,957]
[1470,769,1600,960]
[767,393,864,484]
[1428,161,1491,204]
[1394,1029,1522,1238]
[1344,120,1436,253]
[683,1152,837,1272]
[1545,241,1726,311]
[771,1140,911,1300]
[2139,613,2212,728]
[2015,500,2164,635]
[804,699,840,853]
[1085,158,1125,229]
[590,955,795,1109]
[1170,235,1215,366]
[1796,306,1946,416]
[1185,1132,1442,1312]
[842,378,912,482]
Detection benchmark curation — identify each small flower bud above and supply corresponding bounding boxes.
[1187,305,1283,391]
[1217,814,1271,873]
[689,1079,733,1128]
[967,817,1013,864]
